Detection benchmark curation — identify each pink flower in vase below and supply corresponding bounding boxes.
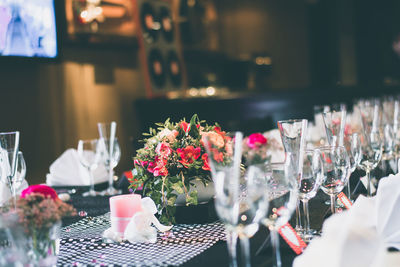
[246,133,268,149]
[21,184,59,200]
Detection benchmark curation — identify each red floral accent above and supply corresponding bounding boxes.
[180,121,191,133]
[176,146,201,167]
[247,133,267,149]
[211,148,224,162]
[202,153,211,171]
[21,185,59,200]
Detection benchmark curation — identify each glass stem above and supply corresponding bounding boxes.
[366,169,371,197]
[108,167,114,192]
[239,235,251,267]
[302,199,310,235]
[330,194,336,214]
[226,230,238,267]
[295,199,302,231]
[9,180,17,209]
[346,173,352,202]
[88,168,96,196]
[271,228,282,267]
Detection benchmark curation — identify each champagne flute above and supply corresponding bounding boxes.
[359,100,383,196]
[206,132,270,267]
[77,139,101,197]
[319,145,350,214]
[298,149,324,242]
[0,131,20,205]
[98,121,121,195]
[277,119,307,234]
[322,104,347,147]
[262,155,298,267]
[343,133,361,201]
[8,151,26,195]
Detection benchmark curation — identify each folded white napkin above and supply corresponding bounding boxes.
[376,173,400,250]
[46,148,108,186]
[0,179,28,206]
[294,172,400,267]
[293,196,386,267]
[103,197,173,243]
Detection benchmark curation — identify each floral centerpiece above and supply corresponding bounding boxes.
[129,114,231,224]
[1,185,76,266]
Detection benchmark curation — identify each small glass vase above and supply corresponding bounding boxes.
[24,221,61,267]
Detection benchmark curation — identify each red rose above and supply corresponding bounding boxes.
[246,133,267,149]
[202,153,211,171]
[180,121,191,133]
[21,185,59,200]
[176,146,201,167]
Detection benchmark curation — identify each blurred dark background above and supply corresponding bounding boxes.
[1,0,400,184]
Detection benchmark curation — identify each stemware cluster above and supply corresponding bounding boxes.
[205,95,400,266]
[0,131,26,206]
[77,121,121,196]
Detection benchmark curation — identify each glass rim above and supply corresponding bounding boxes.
[97,121,117,125]
[0,131,19,136]
[316,145,346,150]
[277,119,307,124]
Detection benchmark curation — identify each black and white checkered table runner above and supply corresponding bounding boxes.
[58,213,226,266]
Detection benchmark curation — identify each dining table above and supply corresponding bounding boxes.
[55,172,371,267]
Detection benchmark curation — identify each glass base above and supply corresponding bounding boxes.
[100,187,121,196]
[82,190,100,197]
[300,229,319,243]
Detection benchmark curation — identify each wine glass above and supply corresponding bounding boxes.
[205,131,270,267]
[298,149,324,242]
[8,151,26,196]
[313,105,330,145]
[343,133,361,202]
[0,131,20,205]
[322,104,347,147]
[97,121,121,195]
[319,145,350,214]
[77,139,101,197]
[277,119,307,234]
[358,100,383,196]
[262,155,298,267]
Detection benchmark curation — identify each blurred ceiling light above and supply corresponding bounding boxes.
[188,87,199,96]
[187,0,196,7]
[255,56,272,65]
[206,86,216,96]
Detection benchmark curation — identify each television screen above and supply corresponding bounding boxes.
[0,0,58,59]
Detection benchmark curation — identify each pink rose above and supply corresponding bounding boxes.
[155,142,173,158]
[147,156,169,177]
[21,184,59,200]
[247,133,267,149]
[201,131,225,149]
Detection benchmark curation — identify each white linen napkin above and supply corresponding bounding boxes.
[294,172,400,267]
[375,173,400,250]
[46,148,108,186]
[0,179,28,206]
[293,196,386,267]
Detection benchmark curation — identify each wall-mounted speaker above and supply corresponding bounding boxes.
[133,0,186,98]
